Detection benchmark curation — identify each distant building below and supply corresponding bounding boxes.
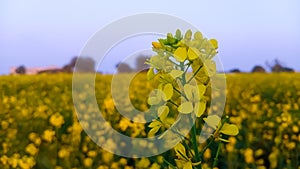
[10,66,60,75]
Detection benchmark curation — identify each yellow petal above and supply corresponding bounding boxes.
[218,138,230,143]
[178,102,193,114]
[147,68,155,80]
[204,115,221,129]
[163,83,173,101]
[204,60,216,76]
[194,31,203,40]
[220,123,239,136]
[148,120,161,128]
[148,97,160,105]
[174,143,187,159]
[209,39,218,49]
[169,70,183,79]
[148,126,160,137]
[174,47,187,62]
[194,101,206,117]
[183,162,193,169]
[187,47,200,61]
[152,42,162,49]
[197,84,206,96]
[158,106,169,122]
[183,84,194,100]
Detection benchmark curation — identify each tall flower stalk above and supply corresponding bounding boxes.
[146,30,239,169]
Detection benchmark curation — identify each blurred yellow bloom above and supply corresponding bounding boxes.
[244,148,254,164]
[25,143,39,156]
[87,150,97,157]
[58,148,70,158]
[49,113,65,128]
[42,129,55,142]
[83,158,93,167]
[136,158,150,169]
[0,155,8,165]
[1,121,9,130]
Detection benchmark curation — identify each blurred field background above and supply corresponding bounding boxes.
[0,73,299,169]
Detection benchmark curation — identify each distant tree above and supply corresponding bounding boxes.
[15,65,26,74]
[136,55,150,72]
[251,65,266,73]
[72,57,96,73]
[61,64,73,73]
[283,67,295,72]
[116,63,134,73]
[229,68,241,73]
[266,59,294,73]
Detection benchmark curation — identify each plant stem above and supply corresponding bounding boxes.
[168,100,179,107]
[199,136,214,156]
[187,65,203,84]
[180,62,201,169]
[163,158,177,169]
[190,116,201,169]
[213,142,222,168]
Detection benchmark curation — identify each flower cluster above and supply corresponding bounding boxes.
[146,30,239,169]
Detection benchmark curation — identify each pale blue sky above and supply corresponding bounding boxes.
[1,0,300,74]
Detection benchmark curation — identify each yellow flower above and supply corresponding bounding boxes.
[87,150,97,157]
[136,158,150,169]
[244,148,254,164]
[177,84,206,117]
[42,129,55,142]
[49,113,65,128]
[1,121,9,130]
[147,68,155,80]
[203,115,239,141]
[58,148,70,158]
[0,155,8,165]
[25,143,39,156]
[148,83,173,105]
[152,42,162,49]
[209,39,218,49]
[174,47,187,62]
[148,120,162,137]
[187,47,200,61]
[83,158,93,167]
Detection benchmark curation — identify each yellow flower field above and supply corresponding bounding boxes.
[0,73,299,169]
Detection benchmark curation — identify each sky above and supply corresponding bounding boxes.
[1,0,300,74]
